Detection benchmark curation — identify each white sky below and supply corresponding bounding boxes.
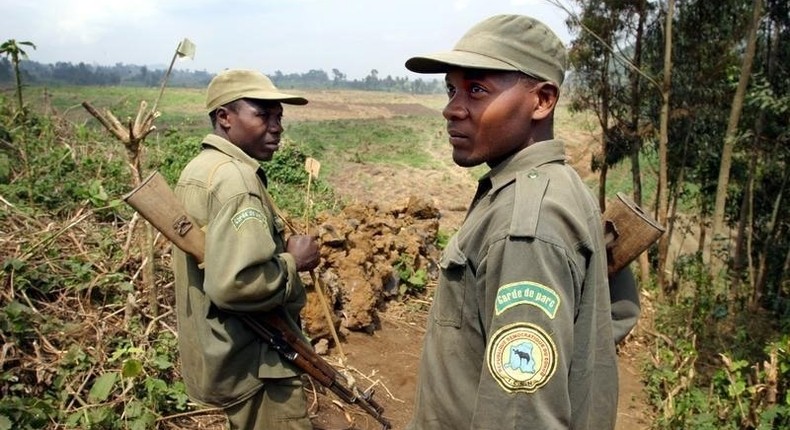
[0,0,576,80]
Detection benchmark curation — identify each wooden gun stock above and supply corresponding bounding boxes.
[123,171,205,263]
[602,192,666,275]
[123,171,392,429]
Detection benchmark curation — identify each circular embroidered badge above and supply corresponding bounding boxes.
[486,322,557,393]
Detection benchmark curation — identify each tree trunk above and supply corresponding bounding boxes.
[665,166,684,286]
[698,214,707,256]
[13,59,23,111]
[630,0,650,284]
[734,112,762,300]
[733,149,758,273]
[657,0,675,292]
[778,241,790,305]
[598,50,611,212]
[709,0,763,277]
[754,165,788,307]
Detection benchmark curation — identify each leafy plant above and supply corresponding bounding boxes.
[266,138,339,220]
[0,39,36,112]
[434,229,452,250]
[644,254,790,429]
[394,255,428,297]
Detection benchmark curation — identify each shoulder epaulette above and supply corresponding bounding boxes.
[509,170,549,238]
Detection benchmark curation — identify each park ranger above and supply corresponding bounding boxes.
[404,15,618,429]
[172,69,320,429]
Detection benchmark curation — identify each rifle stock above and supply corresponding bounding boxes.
[602,192,666,275]
[123,171,205,263]
[123,171,392,429]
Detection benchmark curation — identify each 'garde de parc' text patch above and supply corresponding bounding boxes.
[495,281,560,319]
[231,207,266,230]
[486,323,557,393]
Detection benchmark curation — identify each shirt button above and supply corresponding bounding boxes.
[528,172,539,179]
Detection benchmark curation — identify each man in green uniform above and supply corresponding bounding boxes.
[172,69,319,429]
[404,15,618,429]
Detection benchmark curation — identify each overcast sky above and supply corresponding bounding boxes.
[1,0,577,80]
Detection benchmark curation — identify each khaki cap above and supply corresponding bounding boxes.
[205,69,308,113]
[405,14,567,85]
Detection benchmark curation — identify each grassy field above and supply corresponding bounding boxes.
[12,84,658,207]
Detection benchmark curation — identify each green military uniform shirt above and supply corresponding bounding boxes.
[409,140,618,429]
[172,134,306,407]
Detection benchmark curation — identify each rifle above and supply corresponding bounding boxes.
[123,171,392,429]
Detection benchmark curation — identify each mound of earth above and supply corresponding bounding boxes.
[300,196,441,341]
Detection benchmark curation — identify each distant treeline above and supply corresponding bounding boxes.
[0,57,444,94]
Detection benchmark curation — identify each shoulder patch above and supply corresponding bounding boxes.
[495,281,560,319]
[486,323,557,393]
[231,207,266,230]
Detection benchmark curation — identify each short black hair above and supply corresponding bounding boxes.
[208,99,244,128]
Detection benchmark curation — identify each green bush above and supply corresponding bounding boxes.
[644,254,790,429]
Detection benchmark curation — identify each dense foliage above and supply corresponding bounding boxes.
[566,0,790,427]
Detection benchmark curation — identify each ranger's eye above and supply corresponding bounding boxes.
[445,83,456,98]
[470,83,485,94]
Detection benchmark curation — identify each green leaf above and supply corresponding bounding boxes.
[129,412,156,430]
[0,414,12,430]
[88,372,118,403]
[125,399,144,418]
[88,179,109,205]
[151,354,173,370]
[65,411,84,427]
[121,359,143,378]
[1,258,25,272]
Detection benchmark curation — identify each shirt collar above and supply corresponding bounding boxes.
[201,133,262,172]
[482,139,567,195]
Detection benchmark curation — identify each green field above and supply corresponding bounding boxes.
[10,84,658,212]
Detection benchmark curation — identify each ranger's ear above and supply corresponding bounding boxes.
[532,82,559,121]
[215,106,232,128]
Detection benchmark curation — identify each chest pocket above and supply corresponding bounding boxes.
[433,236,469,328]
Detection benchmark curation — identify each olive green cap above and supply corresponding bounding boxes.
[205,69,308,113]
[405,14,568,85]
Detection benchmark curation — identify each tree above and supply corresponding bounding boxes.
[557,0,660,284]
[0,39,36,112]
[627,0,653,283]
[562,0,661,209]
[0,57,12,82]
[365,69,379,90]
[565,0,619,210]
[656,0,674,291]
[332,68,346,86]
[639,0,757,290]
[709,0,764,277]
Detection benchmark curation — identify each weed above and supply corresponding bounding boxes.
[394,255,428,297]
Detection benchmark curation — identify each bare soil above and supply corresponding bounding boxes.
[290,95,653,429]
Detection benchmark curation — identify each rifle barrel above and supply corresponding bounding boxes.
[241,313,391,429]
